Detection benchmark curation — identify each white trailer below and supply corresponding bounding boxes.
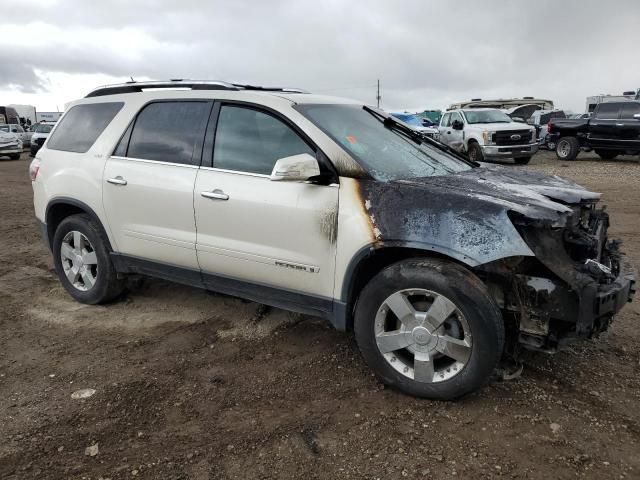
[36,111,63,122]
[586,89,640,113]
[8,104,37,125]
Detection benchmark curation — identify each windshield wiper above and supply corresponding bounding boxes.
[362,106,478,167]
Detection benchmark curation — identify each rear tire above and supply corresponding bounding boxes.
[595,149,619,160]
[467,142,484,163]
[514,156,532,165]
[52,214,125,304]
[555,136,579,161]
[354,258,504,400]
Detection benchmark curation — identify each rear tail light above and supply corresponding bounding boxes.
[29,158,40,181]
[547,120,552,133]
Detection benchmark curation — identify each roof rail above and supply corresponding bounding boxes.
[85,80,239,98]
[85,79,309,98]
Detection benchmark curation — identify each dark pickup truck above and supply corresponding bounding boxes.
[549,101,640,161]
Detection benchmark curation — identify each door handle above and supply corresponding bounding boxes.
[447,131,451,134]
[201,189,229,200]
[616,123,624,126]
[106,176,127,186]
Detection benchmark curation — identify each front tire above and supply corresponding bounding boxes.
[52,214,125,304]
[555,136,579,161]
[467,142,484,162]
[354,258,504,400]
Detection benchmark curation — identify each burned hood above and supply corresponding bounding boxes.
[357,166,600,267]
[396,165,600,223]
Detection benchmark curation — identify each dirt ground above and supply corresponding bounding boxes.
[1,150,639,480]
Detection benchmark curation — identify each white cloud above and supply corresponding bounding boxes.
[1,0,639,113]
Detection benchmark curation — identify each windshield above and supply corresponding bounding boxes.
[35,124,54,133]
[295,104,472,181]
[463,110,512,124]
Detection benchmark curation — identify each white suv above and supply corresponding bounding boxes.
[30,80,634,399]
[438,108,538,164]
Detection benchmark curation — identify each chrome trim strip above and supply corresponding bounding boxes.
[110,155,199,169]
[198,166,270,178]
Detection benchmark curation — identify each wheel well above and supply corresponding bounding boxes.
[343,247,465,330]
[45,201,112,251]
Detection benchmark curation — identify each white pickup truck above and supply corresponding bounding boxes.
[438,108,538,164]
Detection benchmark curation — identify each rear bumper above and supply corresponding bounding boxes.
[0,145,22,155]
[482,143,539,158]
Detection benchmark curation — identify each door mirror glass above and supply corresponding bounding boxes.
[452,119,464,130]
[270,153,320,182]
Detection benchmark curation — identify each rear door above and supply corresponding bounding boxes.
[193,102,339,314]
[589,103,621,148]
[618,103,640,149]
[102,100,212,276]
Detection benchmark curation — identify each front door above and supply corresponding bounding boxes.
[194,103,339,314]
[447,112,465,151]
[102,100,212,274]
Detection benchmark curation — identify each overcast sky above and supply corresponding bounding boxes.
[2,0,639,113]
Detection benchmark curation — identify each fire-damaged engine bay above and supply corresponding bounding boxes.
[480,198,635,353]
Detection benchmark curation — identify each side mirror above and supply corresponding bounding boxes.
[270,153,320,182]
[452,119,464,130]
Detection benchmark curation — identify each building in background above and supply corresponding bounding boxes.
[36,111,63,122]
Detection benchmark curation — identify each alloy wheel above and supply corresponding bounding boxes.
[60,231,98,291]
[374,289,472,383]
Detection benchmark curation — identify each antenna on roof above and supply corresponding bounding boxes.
[130,76,135,82]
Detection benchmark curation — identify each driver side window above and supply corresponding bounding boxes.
[213,105,315,175]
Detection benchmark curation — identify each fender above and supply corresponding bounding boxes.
[44,197,114,251]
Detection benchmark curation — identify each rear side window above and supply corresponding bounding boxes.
[620,103,640,119]
[123,101,210,165]
[213,105,314,175]
[47,102,123,153]
[595,103,620,119]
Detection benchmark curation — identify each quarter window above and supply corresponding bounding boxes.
[48,102,123,153]
[595,103,620,119]
[441,113,451,127]
[124,101,210,166]
[213,105,314,175]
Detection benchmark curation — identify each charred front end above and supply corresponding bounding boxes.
[357,167,635,354]
[491,204,636,352]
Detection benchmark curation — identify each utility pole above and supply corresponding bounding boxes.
[376,79,381,108]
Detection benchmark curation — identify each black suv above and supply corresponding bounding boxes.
[548,101,640,161]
